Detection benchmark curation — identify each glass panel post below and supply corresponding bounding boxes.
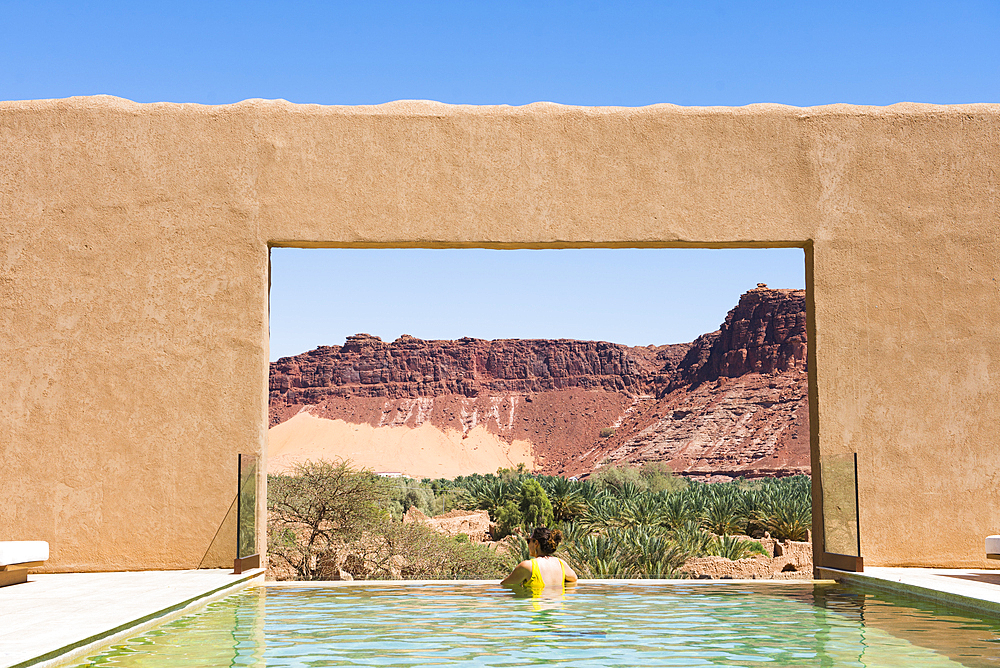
[237,454,259,561]
[820,452,861,557]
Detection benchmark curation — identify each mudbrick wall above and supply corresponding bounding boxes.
[270,285,809,480]
[9,99,996,571]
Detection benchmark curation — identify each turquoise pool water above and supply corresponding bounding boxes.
[67,583,1000,667]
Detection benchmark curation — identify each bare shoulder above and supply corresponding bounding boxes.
[560,558,579,582]
[500,559,533,586]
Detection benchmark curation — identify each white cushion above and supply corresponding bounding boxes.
[0,541,49,565]
[987,535,1000,555]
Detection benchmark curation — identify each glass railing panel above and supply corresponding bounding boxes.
[237,454,259,559]
[820,452,860,557]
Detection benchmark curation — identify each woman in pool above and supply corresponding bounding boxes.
[501,527,578,590]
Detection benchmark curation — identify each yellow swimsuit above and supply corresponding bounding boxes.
[524,557,566,591]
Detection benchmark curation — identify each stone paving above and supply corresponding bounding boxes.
[0,568,262,668]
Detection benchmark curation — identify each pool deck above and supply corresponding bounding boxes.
[819,566,1000,617]
[0,568,263,668]
[5,567,1000,667]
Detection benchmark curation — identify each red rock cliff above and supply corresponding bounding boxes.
[671,285,807,390]
[269,286,809,480]
[270,335,689,408]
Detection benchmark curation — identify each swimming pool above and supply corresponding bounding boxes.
[64,582,1000,667]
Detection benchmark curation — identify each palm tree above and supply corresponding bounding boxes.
[709,534,769,560]
[579,495,626,533]
[621,494,667,528]
[544,476,589,521]
[755,495,811,541]
[660,494,698,531]
[466,477,520,520]
[674,519,714,555]
[704,495,745,535]
[620,526,689,578]
[566,534,630,578]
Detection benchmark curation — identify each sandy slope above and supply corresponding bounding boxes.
[267,412,534,478]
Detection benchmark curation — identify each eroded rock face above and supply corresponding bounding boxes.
[670,286,807,389]
[269,286,809,479]
[270,336,689,409]
[573,369,809,479]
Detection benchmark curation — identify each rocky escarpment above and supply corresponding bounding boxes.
[270,285,809,480]
[572,286,809,479]
[270,336,689,422]
[571,371,809,479]
[669,286,806,389]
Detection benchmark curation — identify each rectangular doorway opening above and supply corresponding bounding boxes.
[265,246,847,581]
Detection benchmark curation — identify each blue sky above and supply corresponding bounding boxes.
[269,248,805,360]
[2,1,994,359]
[2,1,996,106]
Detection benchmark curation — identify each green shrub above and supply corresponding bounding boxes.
[353,521,510,580]
[433,487,474,515]
[599,427,615,438]
[497,463,530,480]
[385,478,435,519]
[493,500,523,539]
[640,462,687,494]
[590,463,646,492]
[519,478,554,529]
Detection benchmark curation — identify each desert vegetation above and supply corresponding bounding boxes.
[267,461,510,580]
[267,460,811,581]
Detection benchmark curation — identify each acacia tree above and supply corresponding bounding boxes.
[267,460,390,580]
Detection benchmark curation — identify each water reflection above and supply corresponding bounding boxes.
[70,587,266,668]
[807,585,1000,668]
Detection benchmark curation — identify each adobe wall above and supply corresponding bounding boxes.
[1,96,997,570]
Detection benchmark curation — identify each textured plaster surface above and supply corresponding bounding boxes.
[1,96,999,570]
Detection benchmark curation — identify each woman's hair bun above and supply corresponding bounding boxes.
[530,526,562,555]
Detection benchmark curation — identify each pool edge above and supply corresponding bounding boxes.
[14,570,264,668]
[262,578,837,586]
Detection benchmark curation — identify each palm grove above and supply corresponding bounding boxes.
[267,460,811,581]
